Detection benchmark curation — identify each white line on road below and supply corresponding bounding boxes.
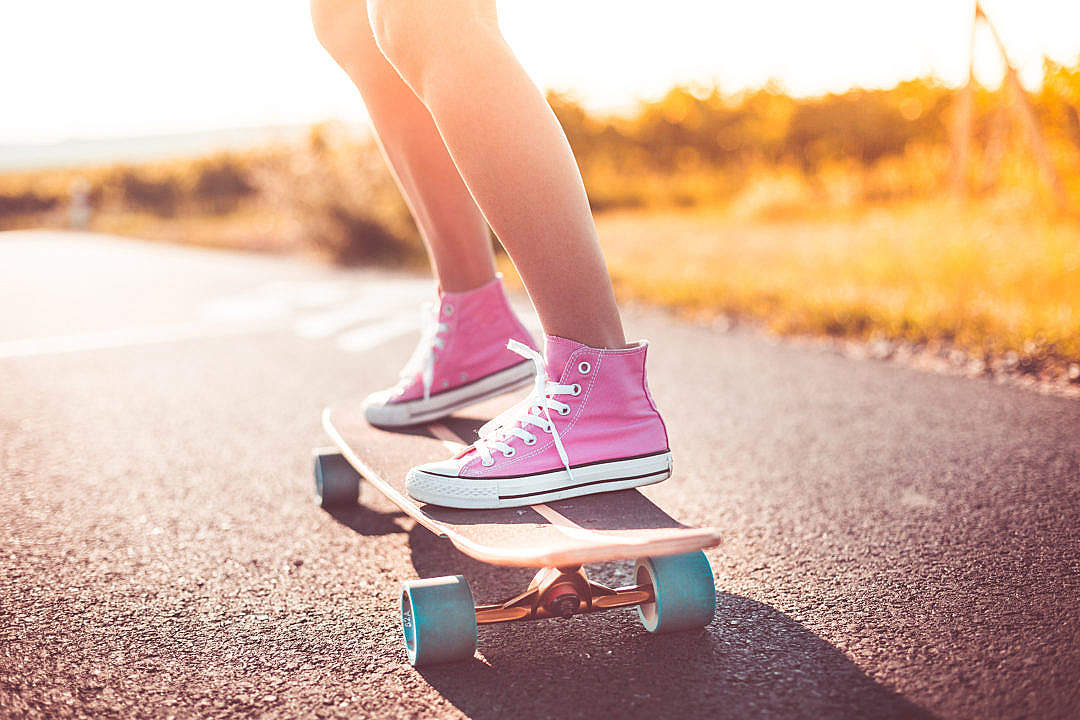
[335,316,417,353]
[0,321,271,360]
[295,300,408,339]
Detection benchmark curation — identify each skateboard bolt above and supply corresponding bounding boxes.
[551,594,579,618]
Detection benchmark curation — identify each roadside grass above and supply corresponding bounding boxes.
[582,203,1080,375]
[90,207,302,254]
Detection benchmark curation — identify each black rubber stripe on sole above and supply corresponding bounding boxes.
[421,448,672,480]
[398,367,531,418]
[498,469,670,500]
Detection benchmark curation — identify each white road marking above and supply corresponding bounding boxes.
[335,316,417,353]
[295,300,402,339]
[0,321,271,360]
[0,279,421,359]
[0,276,532,362]
[202,281,359,324]
[254,280,354,308]
[900,487,939,509]
[199,296,292,323]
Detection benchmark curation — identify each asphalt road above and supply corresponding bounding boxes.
[2,230,1078,719]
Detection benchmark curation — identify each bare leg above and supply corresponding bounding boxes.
[367,0,627,349]
[310,0,494,292]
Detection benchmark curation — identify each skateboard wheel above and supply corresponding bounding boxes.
[401,575,477,667]
[635,551,716,633]
[313,448,360,508]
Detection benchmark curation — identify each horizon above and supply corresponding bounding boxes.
[2,0,1079,147]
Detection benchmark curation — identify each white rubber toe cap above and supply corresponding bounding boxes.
[362,390,412,427]
[411,457,464,476]
[406,462,498,509]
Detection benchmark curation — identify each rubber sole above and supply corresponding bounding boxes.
[406,450,673,509]
[364,360,534,427]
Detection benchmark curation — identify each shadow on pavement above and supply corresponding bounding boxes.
[406,525,935,720]
[323,503,406,536]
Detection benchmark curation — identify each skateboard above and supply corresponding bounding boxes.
[315,393,722,667]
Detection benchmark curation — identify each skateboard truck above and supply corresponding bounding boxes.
[474,565,655,624]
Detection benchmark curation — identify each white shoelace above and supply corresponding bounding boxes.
[472,340,577,481]
[396,302,448,401]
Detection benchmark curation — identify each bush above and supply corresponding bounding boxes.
[0,191,57,220]
[115,168,182,217]
[272,123,423,265]
[191,156,254,215]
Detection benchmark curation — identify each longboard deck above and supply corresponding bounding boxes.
[324,394,721,568]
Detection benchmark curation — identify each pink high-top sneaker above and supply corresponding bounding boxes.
[405,334,672,508]
[363,276,537,427]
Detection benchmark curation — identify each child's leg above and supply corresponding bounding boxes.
[367,0,627,349]
[313,0,541,428]
[309,0,494,292]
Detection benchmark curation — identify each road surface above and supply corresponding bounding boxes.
[1,231,1078,719]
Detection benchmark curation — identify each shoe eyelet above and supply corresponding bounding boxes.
[570,383,581,396]
[460,372,468,382]
[578,361,591,374]
[557,406,570,416]
[441,380,449,388]
[481,458,494,467]
[502,448,516,458]
[543,423,553,433]
[524,436,537,446]
[443,303,454,316]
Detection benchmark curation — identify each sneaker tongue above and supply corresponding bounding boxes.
[543,335,587,382]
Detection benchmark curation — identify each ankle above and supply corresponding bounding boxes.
[438,273,501,298]
[542,328,628,351]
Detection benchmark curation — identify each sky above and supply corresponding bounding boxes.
[2,0,1079,146]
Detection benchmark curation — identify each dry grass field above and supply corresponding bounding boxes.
[591,205,1080,376]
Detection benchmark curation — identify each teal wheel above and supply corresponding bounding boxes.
[635,550,716,633]
[401,575,477,667]
[313,448,360,508]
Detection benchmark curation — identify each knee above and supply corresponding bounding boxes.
[368,0,489,90]
[367,0,437,85]
[310,0,374,65]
